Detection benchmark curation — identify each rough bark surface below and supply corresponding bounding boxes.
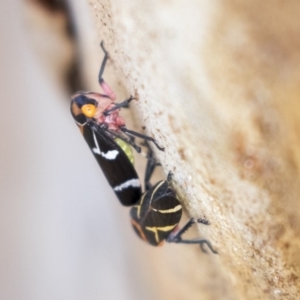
[88,0,300,299]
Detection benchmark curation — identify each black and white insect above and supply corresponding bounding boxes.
[70,42,164,206]
[130,154,218,253]
[71,42,217,252]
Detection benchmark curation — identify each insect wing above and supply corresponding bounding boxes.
[82,124,141,206]
[130,180,182,246]
[130,180,168,220]
[145,194,182,246]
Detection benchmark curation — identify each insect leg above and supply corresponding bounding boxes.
[172,239,218,254]
[99,41,109,82]
[103,96,136,116]
[167,171,174,182]
[167,218,196,241]
[105,129,142,153]
[98,41,116,100]
[120,126,165,151]
[166,218,218,254]
[143,142,161,191]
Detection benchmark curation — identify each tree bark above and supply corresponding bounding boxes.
[87,0,300,299]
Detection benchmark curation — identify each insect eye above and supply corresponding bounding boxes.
[82,104,97,118]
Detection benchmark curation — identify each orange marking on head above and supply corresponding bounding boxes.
[82,104,97,118]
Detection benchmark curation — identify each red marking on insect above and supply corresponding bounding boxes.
[70,41,164,154]
[71,81,126,131]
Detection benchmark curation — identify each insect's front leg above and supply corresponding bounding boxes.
[103,96,136,116]
[98,41,116,101]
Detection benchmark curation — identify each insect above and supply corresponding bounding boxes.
[130,155,218,253]
[70,41,164,206]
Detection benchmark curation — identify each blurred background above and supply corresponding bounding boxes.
[3,0,300,299]
[0,1,213,299]
[0,1,152,299]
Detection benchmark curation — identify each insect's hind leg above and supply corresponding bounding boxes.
[171,238,218,254]
[167,218,196,242]
[166,218,218,254]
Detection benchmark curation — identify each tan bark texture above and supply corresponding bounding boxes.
[88,0,300,299]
